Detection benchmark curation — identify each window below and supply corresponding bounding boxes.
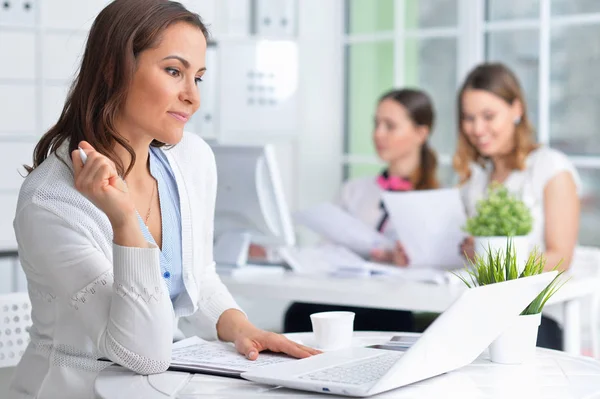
[344,0,459,184]
[344,0,600,245]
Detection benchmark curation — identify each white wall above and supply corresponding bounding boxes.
[0,0,111,292]
[233,0,345,331]
[296,0,344,231]
[0,0,109,262]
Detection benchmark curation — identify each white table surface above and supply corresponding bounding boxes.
[95,332,600,399]
[219,271,599,355]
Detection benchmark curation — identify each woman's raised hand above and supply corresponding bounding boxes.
[71,141,134,228]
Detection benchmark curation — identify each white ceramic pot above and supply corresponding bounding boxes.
[489,313,541,364]
[473,235,529,274]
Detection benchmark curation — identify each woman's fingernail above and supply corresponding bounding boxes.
[247,351,257,359]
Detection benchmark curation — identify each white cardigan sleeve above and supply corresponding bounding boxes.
[14,204,174,375]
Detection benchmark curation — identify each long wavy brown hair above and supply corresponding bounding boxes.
[25,0,208,178]
[453,63,538,183]
[379,89,440,190]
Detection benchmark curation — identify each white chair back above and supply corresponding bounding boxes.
[571,246,600,358]
[571,246,600,278]
[0,292,31,368]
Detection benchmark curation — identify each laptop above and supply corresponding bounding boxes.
[242,272,557,397]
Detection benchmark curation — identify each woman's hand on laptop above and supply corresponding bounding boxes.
[235,328,321,361]
[72,141,133,227]
[370,241,409,266]
[217,309,321,360]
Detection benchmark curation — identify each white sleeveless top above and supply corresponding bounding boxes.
[460,147,582,252]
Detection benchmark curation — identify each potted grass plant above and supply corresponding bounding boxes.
[456,239,567,364]
[464,182,533,273]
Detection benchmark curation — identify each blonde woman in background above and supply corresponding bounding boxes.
[456,63,581,350]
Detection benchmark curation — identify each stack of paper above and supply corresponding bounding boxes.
[170,336,295,377]
[381,188,468,269]
[294,196,468,271]
[279,244,366,275]
[294,203,393,257]
[366,262,465,285]
[279,244,464,284]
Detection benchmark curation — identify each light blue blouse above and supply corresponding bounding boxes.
[137,146,184,302]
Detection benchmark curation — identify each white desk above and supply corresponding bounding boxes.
[219,272,600,355]
[95,331,600,398]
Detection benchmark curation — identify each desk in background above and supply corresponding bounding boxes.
[219,272,599,356]
[95,331,600,398]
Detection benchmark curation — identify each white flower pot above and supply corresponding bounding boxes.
[489,313,541,364]
[473,235,529,274]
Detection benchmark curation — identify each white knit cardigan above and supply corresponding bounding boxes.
[9,133,242,399]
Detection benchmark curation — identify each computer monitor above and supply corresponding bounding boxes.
[209,142,295,266]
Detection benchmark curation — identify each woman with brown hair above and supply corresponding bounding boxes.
[284,88,440,333]
[10,1,317,397]
[456,63,581,350]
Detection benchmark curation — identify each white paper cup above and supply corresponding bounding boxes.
[310,311,355,350]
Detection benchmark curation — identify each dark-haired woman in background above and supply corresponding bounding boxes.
[284,88,440,333]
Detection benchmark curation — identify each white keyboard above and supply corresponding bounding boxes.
[298,352,403,386]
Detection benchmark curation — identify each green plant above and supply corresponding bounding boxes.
[463,182,533,237]
[455,238,568,315]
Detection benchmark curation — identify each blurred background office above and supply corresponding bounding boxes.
[0,0,599,382]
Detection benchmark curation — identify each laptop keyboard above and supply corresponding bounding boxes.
[298,352,403,386]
